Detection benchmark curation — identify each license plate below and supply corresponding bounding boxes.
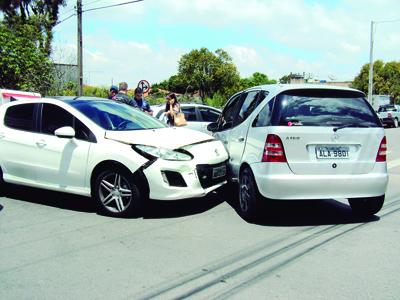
[212,165,226,179]
[316,146,350,159]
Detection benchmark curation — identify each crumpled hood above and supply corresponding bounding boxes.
[105,127,214,149]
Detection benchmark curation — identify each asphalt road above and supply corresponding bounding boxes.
[1,128,400,300]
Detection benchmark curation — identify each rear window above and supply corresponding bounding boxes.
[272,89,380,128]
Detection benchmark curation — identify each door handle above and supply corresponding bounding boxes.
[36,140,47,147]
[237,137,245,142]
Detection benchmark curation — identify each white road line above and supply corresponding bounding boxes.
[388,159,400,170]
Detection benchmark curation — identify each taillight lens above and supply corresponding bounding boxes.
[262,134,287,163]
[376,136,387,162]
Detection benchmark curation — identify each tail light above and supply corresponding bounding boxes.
[262,134,287,163]
[376,136,387,162]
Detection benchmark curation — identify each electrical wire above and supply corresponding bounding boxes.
[55,13,76,25]
[83,0,144,12]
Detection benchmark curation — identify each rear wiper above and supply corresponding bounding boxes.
[333,123,370,132]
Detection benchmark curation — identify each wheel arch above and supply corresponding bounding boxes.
[90,160,150,200]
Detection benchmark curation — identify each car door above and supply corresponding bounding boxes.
[181,106,202,131]
[34,103,93,190]
[0,103,40,184]
[213,93,243,152]
[227,90,265,177]
[198,106,221,134]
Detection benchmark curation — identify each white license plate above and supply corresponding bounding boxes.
[316,146,350,159]
[212,165,226,179]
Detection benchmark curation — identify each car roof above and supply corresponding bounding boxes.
[50,96,108,101]
[243,83,364,96]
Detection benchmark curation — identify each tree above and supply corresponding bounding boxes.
[0,0,66,56]
[0,22,52,94]
[352,60,400,103]
[177,48,241,101]
[240,72,277,90]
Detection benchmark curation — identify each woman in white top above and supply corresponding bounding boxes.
[165,93,180,126]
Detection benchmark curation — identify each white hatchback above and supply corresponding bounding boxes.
[208,84,388,221]
[0,97,229,217]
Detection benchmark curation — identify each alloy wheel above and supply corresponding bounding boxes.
[239,173,251,212]
[99,172,133,213]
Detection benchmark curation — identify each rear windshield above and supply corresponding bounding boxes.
[272,89,381,128]
[378,106,396,112]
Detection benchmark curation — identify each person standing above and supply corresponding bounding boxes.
[108,85,118,100]
[114,82,137,107]
[165,93,180,126]
[133,87,153,115]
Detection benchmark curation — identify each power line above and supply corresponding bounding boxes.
[56,13,76,25]
[83,0,144,13]
[84,0,106,7]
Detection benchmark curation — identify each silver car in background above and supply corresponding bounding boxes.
[152,103,221,135]
[208,84,388,221]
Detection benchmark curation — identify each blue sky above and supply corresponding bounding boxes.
[53,0,400,87]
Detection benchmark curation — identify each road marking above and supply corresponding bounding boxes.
[388,159,400,170]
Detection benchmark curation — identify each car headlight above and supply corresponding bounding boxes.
[133,145,193,161]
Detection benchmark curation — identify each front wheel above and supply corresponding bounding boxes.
[94,169,143,217]
[238,167,261,222]
[348,195,385,217]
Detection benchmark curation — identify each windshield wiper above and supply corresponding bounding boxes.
[333,123,370,132]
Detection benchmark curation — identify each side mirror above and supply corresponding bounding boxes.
[54,126,75,139]
[207,122,219,132]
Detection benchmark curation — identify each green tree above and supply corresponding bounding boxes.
[352,60,400,103]
[0,22,52,94]
[240,72,276,90]
[177,48,241,101]
[0,0,66,56]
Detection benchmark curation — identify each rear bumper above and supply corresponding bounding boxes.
[251,162,388,200]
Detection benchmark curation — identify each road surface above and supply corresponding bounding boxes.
[1,128,399,299]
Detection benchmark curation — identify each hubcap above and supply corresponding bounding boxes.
[240,174,251,212]
[99,172,132,213]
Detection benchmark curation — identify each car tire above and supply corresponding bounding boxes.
[238,167,261,222]
[0,167,4,196]
[93,168,144,217]
[348,195,385,217]
[394,118,399,128]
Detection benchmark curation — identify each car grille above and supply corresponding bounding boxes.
[196,161,228,189]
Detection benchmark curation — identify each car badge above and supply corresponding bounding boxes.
[331,133,339,142]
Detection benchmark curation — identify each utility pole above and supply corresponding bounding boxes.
[77,0,83,96]
[368,21,374,106]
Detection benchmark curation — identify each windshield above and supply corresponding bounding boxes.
[68,100,167,131]
[273,89,381,128]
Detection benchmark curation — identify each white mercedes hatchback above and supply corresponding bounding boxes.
[0,97,228,217]
[207,84,388,221]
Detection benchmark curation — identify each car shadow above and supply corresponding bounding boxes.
[224,193,380,226]
[2,183,96,213]
[1,183,224,218]
[143,193,224,219]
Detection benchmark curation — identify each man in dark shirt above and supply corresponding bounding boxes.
[114,82,137,107]
[133,87,153,115]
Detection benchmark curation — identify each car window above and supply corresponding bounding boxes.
[235,91,262,126]
[253,98,274,127]
[156,109,165,119]
[69,100,167,131]
[272,89,380,127]
[4,103,37,132]
[182,107,197,122]
[199,107,220,122]
[41,104,74,135]
[219,93,242,130]
[41,104,96,142]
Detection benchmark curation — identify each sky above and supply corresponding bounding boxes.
[53,0,400,87]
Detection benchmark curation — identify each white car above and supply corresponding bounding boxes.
[152,103,221,134]
[208,84,388,221]
[0,97,229,217]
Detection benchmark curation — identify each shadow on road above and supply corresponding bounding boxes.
[226,195,379,226]
[144,193,223,219]
[2,183,95,213]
